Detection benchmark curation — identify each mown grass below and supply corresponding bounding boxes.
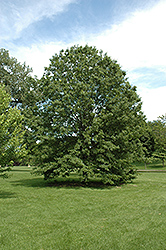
[1,167,166,249]
[134,161,166,170]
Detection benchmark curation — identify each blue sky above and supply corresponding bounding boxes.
[0,0,166,121]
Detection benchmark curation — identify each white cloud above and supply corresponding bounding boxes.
[8,0,166,76]
[90,0,166,71]
[138,86,166,121]
[12,42,68,77]
[10,42,80,78]
[0,0,77,42]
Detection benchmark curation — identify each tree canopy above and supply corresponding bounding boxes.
[0,48,34,108]
[0,48,42,165]
[148,115,166,167]
[34,45,146,185]
[0,85,26,177]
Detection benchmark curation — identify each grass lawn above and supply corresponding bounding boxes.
[134,161,166,171]
[1,167,166,250]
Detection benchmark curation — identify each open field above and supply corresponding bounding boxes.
[1,166,166,250]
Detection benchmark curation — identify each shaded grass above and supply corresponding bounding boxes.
[134,161,166,170]
[1,167,166,249]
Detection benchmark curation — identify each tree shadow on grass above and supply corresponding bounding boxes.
[149,163,164,169]
[47,179,113,189]
[11,169,31,172]
[10,177,47,188]
[0,191,16,199]
[10,177,113,189]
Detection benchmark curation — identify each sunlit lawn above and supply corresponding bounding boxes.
[1,166,166,249]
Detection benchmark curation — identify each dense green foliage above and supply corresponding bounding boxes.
[0,85,26,177]
[0,48,41,164]
[0,48,34,108]
[1,46,165,183]
[139,123,155,168]
[34,45,145,185]
[148,115,166,167]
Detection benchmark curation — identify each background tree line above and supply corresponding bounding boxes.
[0,46,165,183]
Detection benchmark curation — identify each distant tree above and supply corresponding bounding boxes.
[0,48,41,164]
[139,122,155,168]
[0,85,26,177]
[0,48,33,107]
[34,45,146,185]
[149,115,166,167]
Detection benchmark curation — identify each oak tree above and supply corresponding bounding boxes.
[35,45,145,185]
